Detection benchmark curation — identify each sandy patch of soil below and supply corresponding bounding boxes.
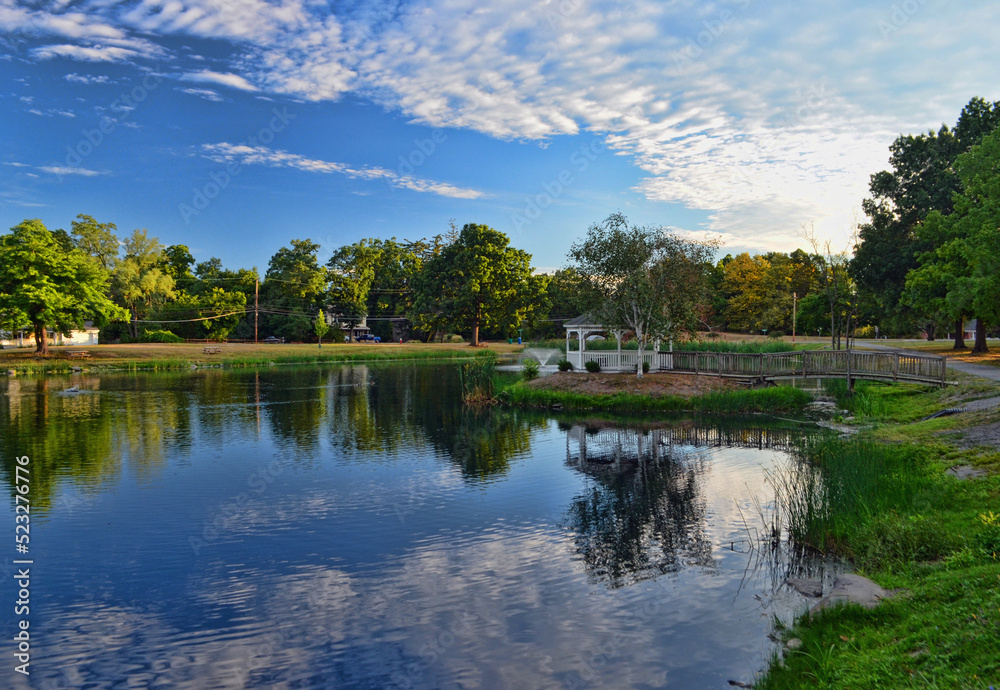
[526,371,740,398]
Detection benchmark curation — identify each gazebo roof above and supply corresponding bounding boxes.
[562,314,604,329]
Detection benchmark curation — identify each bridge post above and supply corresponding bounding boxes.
[893,354,898,383]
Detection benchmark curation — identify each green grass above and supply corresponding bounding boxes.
[756,387,1000,689]
[758,561,1000,689]
[501,381,812,414]
[2,346,498,374]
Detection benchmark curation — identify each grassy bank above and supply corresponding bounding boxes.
[501,380,812,414]
[0,342,520,374]
[757,377,1000,688]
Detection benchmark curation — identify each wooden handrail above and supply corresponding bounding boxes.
[577,348,946,386]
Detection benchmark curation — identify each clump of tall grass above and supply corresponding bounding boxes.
[822,379,889,419]
[461,350,499,403]
[769,437,952,568]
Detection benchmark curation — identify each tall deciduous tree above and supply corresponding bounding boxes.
[261,239,328,342]
[570,213,717,378]
[112,229,176,339]
[71,214,120,271]
[0,219,127,354]
[413,223,543,347]
[852,97,1000,343]
[907,128,1000,353]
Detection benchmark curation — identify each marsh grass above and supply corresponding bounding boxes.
[770,438,947,566]
[503,382,812,414]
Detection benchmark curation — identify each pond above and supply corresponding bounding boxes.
[0,364,838,689]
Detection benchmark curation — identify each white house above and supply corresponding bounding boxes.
[1,321,100,348]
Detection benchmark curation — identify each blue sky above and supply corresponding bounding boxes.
[2,0,998,273]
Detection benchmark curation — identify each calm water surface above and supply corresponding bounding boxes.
[0,364,834,689]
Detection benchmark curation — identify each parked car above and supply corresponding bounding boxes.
[356,334,381,343]
[262,336,284,343]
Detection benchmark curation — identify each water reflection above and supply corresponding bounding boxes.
[0,365,546,510]
[564,425,714,587]
[0,366,836,689]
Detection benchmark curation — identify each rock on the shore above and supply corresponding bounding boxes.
[785,577,823,598]
[809,574,900,615]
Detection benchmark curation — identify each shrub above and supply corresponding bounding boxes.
[767,330,784,339]
[139,329,184,343]
[521,357,540,381]
[557,359,574,371]
[642,360,650,373]
[584,360,601,373]
[446,334,464,343]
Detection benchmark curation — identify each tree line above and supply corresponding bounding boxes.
[0,219,551,353]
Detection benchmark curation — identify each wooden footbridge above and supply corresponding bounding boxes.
[578,349,947,386]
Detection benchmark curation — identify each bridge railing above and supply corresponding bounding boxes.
[580,348,946,385]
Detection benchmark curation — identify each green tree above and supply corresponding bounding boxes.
[570,213,717,377]
[260,239,328,341]
[852,97,1000,342]
[315,309,329,347]
[112,229,176,339]
[906,127,1000,353]
[413,223,543,347]
[0,219,127,354]
[71,214,120,271]
[327,240,380,339]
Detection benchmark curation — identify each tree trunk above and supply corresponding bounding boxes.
[953,317,966,349]
[34,322,48,355]
[471,321,479,347]
[926,322,936,341]
[973,320,989,354]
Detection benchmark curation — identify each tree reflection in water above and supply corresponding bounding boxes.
[563,425,715,588]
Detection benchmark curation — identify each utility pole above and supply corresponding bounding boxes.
[254,277,259,344]
[792,292,797,343]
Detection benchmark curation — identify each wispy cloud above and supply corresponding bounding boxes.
[180,70,259,92]
[200,143,484,199]
[37,165,109,177]
[65,73,114,84]
[177,87,224,102]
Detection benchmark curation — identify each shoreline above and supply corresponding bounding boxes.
[0,342,521,375]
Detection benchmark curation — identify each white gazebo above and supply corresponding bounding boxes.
[564,314,670,372]
[563,314,625,370]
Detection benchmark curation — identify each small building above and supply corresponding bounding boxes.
[1,321,100,348]
[335,316,371,342]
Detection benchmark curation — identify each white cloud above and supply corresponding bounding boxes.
[180,69,259,92]
[200,142,485,199]
[65,72,113,84]
[177,86,223,102]
[37,165,109,176]
[31,43,140,62]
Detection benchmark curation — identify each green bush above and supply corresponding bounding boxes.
[521,358,540,381]
[584,360,601,373]
[446,334,464,343]
[642,360,650,373]
[139,329,184,343]
[767,330,784,339]
[557,359,573,371]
